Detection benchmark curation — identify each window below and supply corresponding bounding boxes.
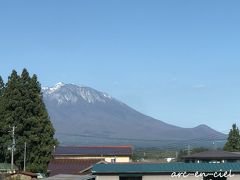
[111,158,116,163]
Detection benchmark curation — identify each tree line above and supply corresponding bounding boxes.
[224,123,240,151]
[0,69,57,173]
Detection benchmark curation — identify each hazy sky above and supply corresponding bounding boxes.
[1,1,240,132]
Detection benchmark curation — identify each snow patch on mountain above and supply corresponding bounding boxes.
[42,82,65,94]
[42,82,113,105]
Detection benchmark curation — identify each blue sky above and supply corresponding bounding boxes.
[1,0,240,132]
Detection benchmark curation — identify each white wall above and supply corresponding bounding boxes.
[227,174,240,180]
[95,174,240,180]
[143,175,202,180]
[105,157,130,162]
[55,156,130,162]
[95,175,119,180]
[95,175,201,180]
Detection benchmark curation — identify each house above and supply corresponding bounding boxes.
[53,145,133,163]
[92,162,240,180]
[48,145,133,176]
[183,150,240,163]
[48,159,105,176]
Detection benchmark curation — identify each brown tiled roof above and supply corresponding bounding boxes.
[48,159,104,176]
[54,145,133,156]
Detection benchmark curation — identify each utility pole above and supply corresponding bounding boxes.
[187,145,191,155]
[213,141,217,150]
[175,151,179,159]
[9,126,16,172]
[24,142,26,171]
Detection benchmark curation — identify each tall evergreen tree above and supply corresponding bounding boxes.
[0,70,21,163]
[0,76,4,96]
[0,69,57,172]
[224,123,240,151]
[23,72,57,172]
[0,76,6,162]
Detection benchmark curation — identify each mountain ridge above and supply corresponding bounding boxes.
[42,83,226,147]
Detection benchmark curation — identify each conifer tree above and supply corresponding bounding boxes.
[0,70,21,163]
[0,69,57,172]
[224,123,240,151]
[0,76,4,96]
[0,76,6,162]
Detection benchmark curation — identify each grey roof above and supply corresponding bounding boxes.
[44,174,95,180]
[184,150,240,160]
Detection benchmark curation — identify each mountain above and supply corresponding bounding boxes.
[42,83,226,148]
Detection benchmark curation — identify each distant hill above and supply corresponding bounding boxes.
[42,83,226,148]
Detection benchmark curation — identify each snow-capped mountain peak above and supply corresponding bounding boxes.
[42,82,65,93]
[42,83,113,105]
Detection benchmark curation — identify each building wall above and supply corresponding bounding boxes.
[55,156,130,162]
[96,175,240,180]
[95,175,119,180]
[5,174,32,180]
[228,174,240,180]
[143,175,202,180]
[105,157,130,163]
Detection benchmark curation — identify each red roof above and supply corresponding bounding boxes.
[54,145,133,156]
[48,159,104,176]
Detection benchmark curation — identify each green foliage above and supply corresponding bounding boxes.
[0,76,6,161]
[0,69,57,173]
[224,123,240,151]
[0,76,4,96]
